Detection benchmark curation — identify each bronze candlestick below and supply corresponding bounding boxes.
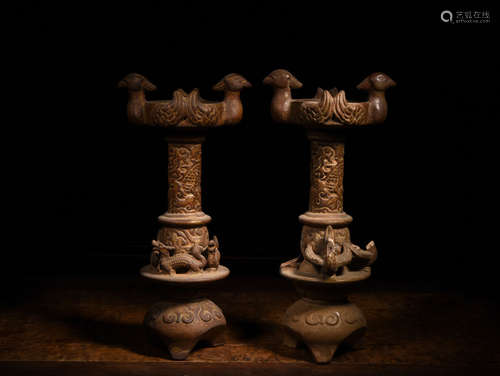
[264,69,395,363]
[119,72,251,359]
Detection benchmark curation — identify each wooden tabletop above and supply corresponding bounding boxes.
[1,275,498,375]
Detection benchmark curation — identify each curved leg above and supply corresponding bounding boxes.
[167,340,198,360]
[307,343,338,364]
[283,329,300,348]
[203,326,225,347]
[342,327,366,348]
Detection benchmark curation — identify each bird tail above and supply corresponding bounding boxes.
[299,88,335,124]
[348,241,377,269]
[320,88,335,118]
[173,89,188,115]
[187,89,203,124]
[174,88,188,98]
[187,89,219,125]
[151,89,187,126]
[280,256,300,269]
[332,90,361,125]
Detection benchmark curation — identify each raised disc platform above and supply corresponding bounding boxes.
[140,265,230,283]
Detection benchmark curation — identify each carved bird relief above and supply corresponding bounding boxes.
[119,73,251,127]
[263,69,337,125]
[331,72,396,125]
[151,89,188,126]
[186,73,252,125]
[299,88,336,124]
[347,241,378,269]
[206,236,221,271]
[117,73,157,124]
[322,225,352,275]
[281,225,378,279]
[263,69,303,123]
[187,88,220,125]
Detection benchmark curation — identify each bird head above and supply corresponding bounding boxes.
[213,73,252,92]
[356,72,396,92]
[118,73,157,92]
[190,244,204,256]
[263,69,303,89]
[205,241,214,253]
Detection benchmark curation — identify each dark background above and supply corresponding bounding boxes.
[8,3,498,293]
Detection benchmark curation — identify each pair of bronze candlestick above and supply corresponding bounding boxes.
[119,70,395,363]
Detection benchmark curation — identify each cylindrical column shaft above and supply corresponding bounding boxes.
[308,133,345,214]
[157,136,210,253]
[167,141,203,214]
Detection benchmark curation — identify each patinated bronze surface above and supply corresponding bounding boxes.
[120,72,250,359]
[265,69,395,363]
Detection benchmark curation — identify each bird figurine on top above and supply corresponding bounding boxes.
[118,73,252,127]
[332,72,396,125]
[263,69,395,126]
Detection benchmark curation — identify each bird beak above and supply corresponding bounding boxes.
[289,76,303,89]
[212,79,225,91]
[243,80,252,88]
[263,75,272,85]
[388,78,397,87]
[117,79,127,89]
[143,80,157,91]
[356,77,371,91]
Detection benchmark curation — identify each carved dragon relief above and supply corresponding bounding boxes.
[118,72,251,127]
[281,225,377,279]
[263,69,395,127]
[167,143,202,213]
[151,231,221,275]
[309,141,344,213]
[157,227,209,253]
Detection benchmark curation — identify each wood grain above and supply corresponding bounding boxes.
[1,276,498,374]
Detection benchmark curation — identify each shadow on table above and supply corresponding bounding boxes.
[58,314,171,359]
